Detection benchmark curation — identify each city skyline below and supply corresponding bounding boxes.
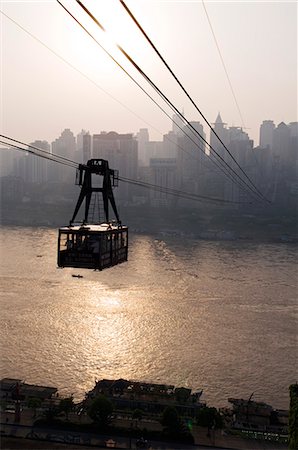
[1,1,296,147]
[1,114,297,211]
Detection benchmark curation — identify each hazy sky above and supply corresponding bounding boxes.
[0,0,297,147]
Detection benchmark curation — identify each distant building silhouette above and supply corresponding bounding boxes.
[149,157,177,207]
[177,121,206,198]
[259,120,275,150]
[76,129,89,163]
[15,140,50,184]
[83,132,92,163]
[172,111,185,137]
[92,131,138,203]
[273,122,291,165]
[136,128,149,166]
[210,113,229,160]
[51,129,76,182]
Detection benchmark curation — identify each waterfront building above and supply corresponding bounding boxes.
[0,147,15,177]
[228,397,288,434]
[149,157,178,207]
[85,379,204,418]
[0,176,24,203]
[0,378,57,402]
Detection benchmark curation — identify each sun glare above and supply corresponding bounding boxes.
[69,1,145,72]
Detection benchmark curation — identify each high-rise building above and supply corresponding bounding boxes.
[162,131,179,159]
[149,158,178,207]
[225,127,254,203]
[27,140,50,183]
[92,131,138,203]
[177,121,206,185]
[272,122,291,164]
[136,128,149,166]
[52,129,76,160]
[51,129,76,182]
[16,140,50,183]
[83,133,92,163]
[76,129,89,163]
[172,112,185,137]
[210,113,229,160]
[259,120,275,150]
[0,147,15,177]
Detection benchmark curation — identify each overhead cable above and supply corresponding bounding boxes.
[59,1,262,202]
[118,0,269,203]
[0,134,78,168]
[56,1,260,201]
[119,176,252,205]
[201,0,246,129]
[0,10,216,178]
[1,135,249,206]
[0,9,162,139]
[73,0,265,203]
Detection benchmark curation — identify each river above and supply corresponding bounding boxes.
[0,226,297,409]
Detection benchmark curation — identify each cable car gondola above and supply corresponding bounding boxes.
[57,159,128,271]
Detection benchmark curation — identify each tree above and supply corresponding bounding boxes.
[161,406,194,443]
[175,387,191,404]
[59,397,74,421]
[87,395,114,428]
[161,406,182,434]
[196,406,223,430]
[43,404,60,422]
[289,384,298,450]
[132,409,143,428]
[27,397,42,418]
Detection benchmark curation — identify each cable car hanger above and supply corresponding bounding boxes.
[57,159,128,271]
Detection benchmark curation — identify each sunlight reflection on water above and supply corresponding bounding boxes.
[0,226,297,408]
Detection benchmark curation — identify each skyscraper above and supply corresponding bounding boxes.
[51,129,76,182]
[259,120,275,150]
[136,128,149,166]
[76,129,89,163]
[92,131,138,203]
[210,113,229,160]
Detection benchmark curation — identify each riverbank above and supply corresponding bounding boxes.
[1,202,297,243]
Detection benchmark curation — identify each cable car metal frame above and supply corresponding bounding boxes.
[57,159,128,270]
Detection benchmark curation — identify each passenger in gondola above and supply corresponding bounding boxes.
[66,239,73,250]
[85,235,100,253]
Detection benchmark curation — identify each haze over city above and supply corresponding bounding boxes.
[0,2,298,449]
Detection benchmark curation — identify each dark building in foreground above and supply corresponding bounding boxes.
[0,378,57,402]
[85,378,204,417]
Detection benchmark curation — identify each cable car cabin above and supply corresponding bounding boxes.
[57,159,128,271]
[58,224,128,270]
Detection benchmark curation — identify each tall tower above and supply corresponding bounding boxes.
[172,111,185,137]
[210,113,229,159]
[51,129,76,182]
[259,120,275,149]
[136,128,149,166]
[77,129,89,163]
